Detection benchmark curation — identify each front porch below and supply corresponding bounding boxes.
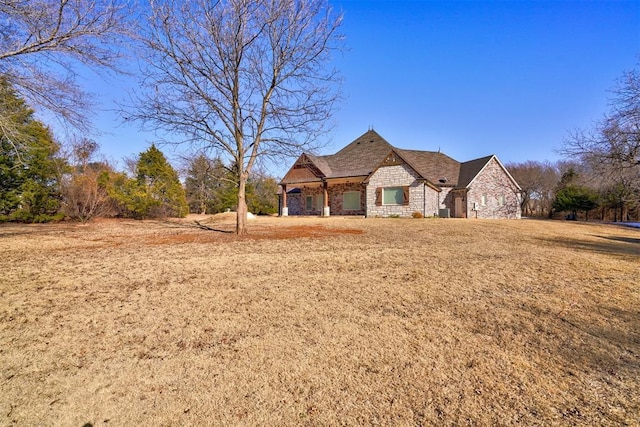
[280,180,366,217]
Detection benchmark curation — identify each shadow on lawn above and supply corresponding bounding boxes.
[160,219,234,234]
[555,302,640,376]
[542,235,640,257]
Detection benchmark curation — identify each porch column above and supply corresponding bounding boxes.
[322,181,330,217]
[281,184,288,216]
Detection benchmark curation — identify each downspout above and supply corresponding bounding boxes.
[423,183,426,218]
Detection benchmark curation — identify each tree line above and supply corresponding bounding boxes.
[0,0,342,233]
[0,78,278,223]
[507,67,640,222]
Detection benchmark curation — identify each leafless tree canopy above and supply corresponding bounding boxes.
[506,160,559,217]
[131,0,343,233]
[563,67,640,173]
[561,66,640,218]
[0,0,129,132]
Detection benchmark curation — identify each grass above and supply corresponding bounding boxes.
[1,215,639,425]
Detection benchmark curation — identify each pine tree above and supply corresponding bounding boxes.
[109,145,188,218]
[0,79,63,222]
[552,168,599,220]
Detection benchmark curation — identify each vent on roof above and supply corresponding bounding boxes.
[438,177,448,184]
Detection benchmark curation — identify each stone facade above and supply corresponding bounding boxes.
[285,191,302,215]
[366,164,424,217]
[295,185,324,216]
[439,187,455,217]
[465,158,521,219]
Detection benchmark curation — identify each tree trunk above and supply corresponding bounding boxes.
[236,174,248,235]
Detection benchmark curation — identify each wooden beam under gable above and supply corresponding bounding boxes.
[280,153,326,184]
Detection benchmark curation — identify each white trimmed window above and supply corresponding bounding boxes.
[481,194,487,206]
[343,191,360,210]
[498,194,505,206]
[305,195,313,211]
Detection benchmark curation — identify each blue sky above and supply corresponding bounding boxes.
[76,0,640,176]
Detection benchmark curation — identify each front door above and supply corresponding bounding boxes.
[454,196,464,218]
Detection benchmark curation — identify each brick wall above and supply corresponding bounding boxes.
[286,192,302,215]
[328,182,366,216]
[298,186,324,215]
[284,183,366,216]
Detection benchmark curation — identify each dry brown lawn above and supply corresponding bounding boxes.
[1,214,639,426]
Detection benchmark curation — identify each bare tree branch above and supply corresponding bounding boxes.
[0,0,131,138]
[128,0,343,234]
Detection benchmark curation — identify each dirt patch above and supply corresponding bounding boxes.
[145,224,364,245]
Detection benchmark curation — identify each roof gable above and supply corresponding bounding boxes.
[395,149,461,187]
[458,155,494,188]
[458,155,521,190]
[280,153,325,184]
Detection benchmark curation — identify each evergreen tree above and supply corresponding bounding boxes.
[109,145,187,218]
[247,176,279,215]
[552,168,599,220]
[184,154,278,215]
[0,80,63,222]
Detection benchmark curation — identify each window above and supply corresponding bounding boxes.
[498,194,505,206]
[481,194,487,206]
[384,187,404,205]
[343,191,360,210]
[305,195,313,211]
[376,186,409,206]
[316,194,324,211]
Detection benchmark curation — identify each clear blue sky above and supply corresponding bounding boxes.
[77,0,640,176]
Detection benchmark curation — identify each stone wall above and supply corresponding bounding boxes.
[297,185,324,215]
[466,158,521,219]
[366,164,425,217]
[285,192,302,215]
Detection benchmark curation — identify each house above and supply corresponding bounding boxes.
[279,130,522,219]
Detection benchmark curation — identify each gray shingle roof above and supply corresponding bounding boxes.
[457,155,494,188]
[321,130,394,177]
[395,149,462,187]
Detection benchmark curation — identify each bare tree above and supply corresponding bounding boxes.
[60,138,116,222]
[129,0,343,234]
[506,160,559,217]
[563,66,640,172]
[0,0,130,151]
[561,66,640,220]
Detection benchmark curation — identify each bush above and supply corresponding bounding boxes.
[5,210,64,223]
[412,211,423,218]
